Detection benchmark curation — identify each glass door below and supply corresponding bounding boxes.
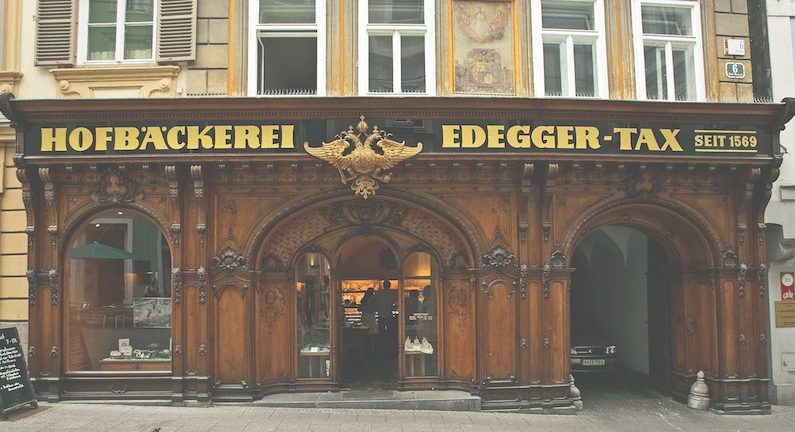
[296,253,331,380]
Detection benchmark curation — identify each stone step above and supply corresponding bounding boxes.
[252,390,482,412]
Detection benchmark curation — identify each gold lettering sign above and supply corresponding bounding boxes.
[39,125,296,152]
[440,125,684,152]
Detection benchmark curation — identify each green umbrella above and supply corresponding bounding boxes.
[70,241,139,260]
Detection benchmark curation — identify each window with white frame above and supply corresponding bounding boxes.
[248,0,325,95]
[358,0,435,95]
[532,0,608,98]
[632,0,705,101]
[78,0,156,63]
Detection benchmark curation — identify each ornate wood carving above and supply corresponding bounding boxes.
[542,163,560,244]
[257,281,287,326]
[550,249,567,268]
[173,267,183,304]
[738,263,747,297]
[197,266,207,304]
[39,168,58,249]
[17,169,36,249]
[758,264,767,297]
[210,246,249,273]
[91,167,142,204]
[27,269,36,306]
[448,279,473,332]
[48,268,58,305]
[626,168,660,198]
[482,244,516,270]
[191,165,206,246]
[542,264,551,299]
[722,249,739,268]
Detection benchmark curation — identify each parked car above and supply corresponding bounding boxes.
[570,329,620,372]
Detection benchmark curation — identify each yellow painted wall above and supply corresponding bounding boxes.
[0,142,27,321]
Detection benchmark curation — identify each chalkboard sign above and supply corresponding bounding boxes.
[0,327,36,417]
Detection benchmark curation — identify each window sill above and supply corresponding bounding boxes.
[50,65,180,98]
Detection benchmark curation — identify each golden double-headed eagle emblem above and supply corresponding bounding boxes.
[304,116,423,199]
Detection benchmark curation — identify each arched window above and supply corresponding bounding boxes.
[402,251,437,377]
[66,209,172,372]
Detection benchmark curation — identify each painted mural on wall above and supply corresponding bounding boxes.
[454,1,514,94]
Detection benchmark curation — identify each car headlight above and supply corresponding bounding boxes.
[606,345,617,354]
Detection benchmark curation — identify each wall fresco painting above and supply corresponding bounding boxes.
[453,0,514,95]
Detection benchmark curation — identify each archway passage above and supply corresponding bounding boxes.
[570,226,673,401]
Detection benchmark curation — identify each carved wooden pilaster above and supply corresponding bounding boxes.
[191,165,206,247]
[542,163,559,243]
[38,168,58,250]
[166,165,181,247]
[519,163,534,245]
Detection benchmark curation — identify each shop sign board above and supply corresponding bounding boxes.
[20,118,773,158]
[775,301,795,327]
[782,272,795,301]
[0,327,37,417]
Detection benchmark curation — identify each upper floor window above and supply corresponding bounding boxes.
[632,0,704,101]
[531,0,608,98]
[78,0,156,63]
[358,0,435,95]
[248,0,326,95]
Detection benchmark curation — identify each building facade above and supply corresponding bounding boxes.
[765,0,795,407]
[0,0,789,413]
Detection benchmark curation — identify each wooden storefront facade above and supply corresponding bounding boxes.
[0,94,790,413]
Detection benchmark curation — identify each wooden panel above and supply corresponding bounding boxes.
[443,277,475,382]
[215,285,248,384]
[483,280,516,380]
[256,276,291,385]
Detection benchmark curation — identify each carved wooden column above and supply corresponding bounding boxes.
[183,164,211,401]
[165,165,185,401]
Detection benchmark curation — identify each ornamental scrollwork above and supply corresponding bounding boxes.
[482,244,515,270]
[91,168,142,204]
[210,246,249,273]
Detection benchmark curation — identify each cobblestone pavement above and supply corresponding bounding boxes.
[1,399,793,432]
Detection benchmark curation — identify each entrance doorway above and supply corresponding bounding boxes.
[570,226,673,396]
[337,237,400,388]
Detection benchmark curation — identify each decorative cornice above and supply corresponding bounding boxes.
[49,66,180,98]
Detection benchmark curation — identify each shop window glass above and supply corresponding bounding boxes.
[296,253,331,378]
[533,0,605,98]
[359,0,434,95]
[67,209,172,372]
[633,1,702,101]
[252,0,324,95]
[83,0,155,62]
[403,252,437,377]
